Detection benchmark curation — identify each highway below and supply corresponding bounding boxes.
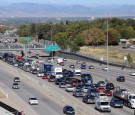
[0,50,135,115]
[0,60,65,115]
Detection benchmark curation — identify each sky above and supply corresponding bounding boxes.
[0,0,135,6]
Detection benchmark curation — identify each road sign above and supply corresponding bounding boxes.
[24,37,31,42]
[45,44,61,52]
[124,56,127,61]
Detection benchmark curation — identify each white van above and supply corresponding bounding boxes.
[95,99,111,112]
[74,69,81,76]
[51,66,63,78]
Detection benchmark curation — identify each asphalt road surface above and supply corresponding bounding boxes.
[0,50,135,115]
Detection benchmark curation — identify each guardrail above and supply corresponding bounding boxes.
[55,51,132,68]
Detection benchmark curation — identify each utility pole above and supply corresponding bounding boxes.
[106,13,109,82]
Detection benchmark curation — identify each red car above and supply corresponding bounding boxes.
[70,79,81,87]
[97,87,105,93]
[104,89,112,96]
[42,74,49,79]
[48,75,55,82]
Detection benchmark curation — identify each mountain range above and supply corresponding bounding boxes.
[0,3,135,17]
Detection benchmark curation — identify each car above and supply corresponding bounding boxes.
[83,94,96,104]
[102,67,108,71]
[65,86,75,92]
[59,82,66,88]
[76,61,81,64]
[87,88,98,97]
[14,77,20,82]
[73,90,83,97]
[97,87,105,93]
[106,82,114,90]
[103,89,112,96]
[96,93,108,101]
[29,97,38,105]
[80,64,86,69]
[48,75,55,82]
[70,79,81,87]
[81,74,93,84]
[116,76,125,82]
[63,105,75,115]
[89,65,94,69]
[63,70,74,77]
[37,71,44,77]
[46,58,51,63]
[12,82,19,89]
[110,98,123,108]
[90,84,99,89]
[63,58,67,61]
[30,68,37,74]
[97,81,106,87]
[95,99,111,112]
[122,46,127,49]
[82,85,91,93]
[42,71,52,79]
[55,77,64,85]
[69,65,75,68]
[129,71,135,76]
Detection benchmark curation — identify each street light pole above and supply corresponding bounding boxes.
[51,24,53,64]
[106,14,109,82]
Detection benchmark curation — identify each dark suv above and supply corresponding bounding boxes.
[106,82,115,90]
[116,76,125,82]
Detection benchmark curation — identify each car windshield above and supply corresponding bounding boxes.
[67,107,74,111]
[30,98,37,100]
[100,102,109,105]
[76,72,81,74]
[13,83,18,85]
[100,94,106,96]
[114,100,121,103]
[132,96,135,99]
[56,72,62,75]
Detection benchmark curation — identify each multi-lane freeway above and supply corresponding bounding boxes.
[0,50,135,115]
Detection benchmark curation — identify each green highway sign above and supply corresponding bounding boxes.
[24,37,31,42]
[45,44,61,52]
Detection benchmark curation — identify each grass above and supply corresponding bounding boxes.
[79,46,135,63]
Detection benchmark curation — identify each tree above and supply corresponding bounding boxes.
[120,26,135,39]
[127,53,132,63]
[82,28,106,45]
[73,34,84,46]
[54,32,68,49]
[105,28,121,45]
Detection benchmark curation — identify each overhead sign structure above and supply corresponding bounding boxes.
[45,44,61,52]
[24,37,31,42]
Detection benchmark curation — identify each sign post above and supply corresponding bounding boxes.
[24,37,31,59]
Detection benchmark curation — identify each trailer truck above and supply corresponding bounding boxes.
[113,86,135,108]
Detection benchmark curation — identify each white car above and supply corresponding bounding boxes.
[129,72,135,76]
[76,61,81,64]
[65,86,75,92]
[82,86,89,93]
[37,71,44,77]
[102,67,108,71]
[95,99,111,112]
[96,93,108,101]
[29,97,38,105]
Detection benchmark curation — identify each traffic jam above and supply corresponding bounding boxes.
[0,51,135,114]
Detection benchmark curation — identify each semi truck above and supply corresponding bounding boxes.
[113,86,135,108]
[38,63,52,73]
[51,66,63,78]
